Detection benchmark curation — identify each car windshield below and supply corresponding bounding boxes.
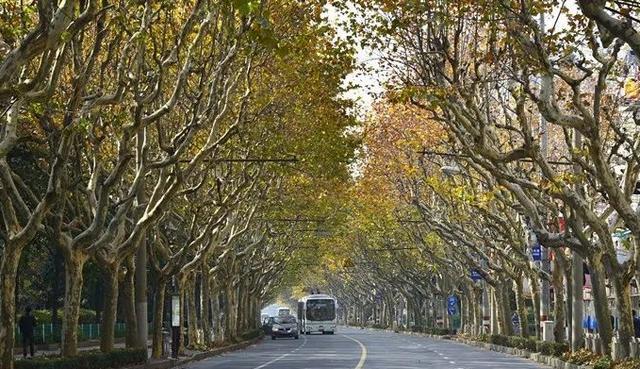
[306,299,336,321]
[274,316,296,324]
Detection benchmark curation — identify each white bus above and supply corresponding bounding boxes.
[297,294,337,334]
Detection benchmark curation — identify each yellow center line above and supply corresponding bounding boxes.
[342,334,368,369]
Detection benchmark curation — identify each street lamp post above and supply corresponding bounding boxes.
[171,282,181,359]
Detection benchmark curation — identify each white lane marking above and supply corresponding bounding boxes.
[252,335,307,369]
[342,334,368,369]
[449,361,456,364]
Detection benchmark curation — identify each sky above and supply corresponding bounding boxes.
[324,4,386,118]
[323,1,579,118]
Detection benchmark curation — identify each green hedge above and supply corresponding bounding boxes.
[14,348,146,369]
[33,309,97,324]
[408,326,454,335]
[483,334,569,357]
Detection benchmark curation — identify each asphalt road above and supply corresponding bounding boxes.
[184,327,547,369]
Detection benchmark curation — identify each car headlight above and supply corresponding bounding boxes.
[272,325,280,331]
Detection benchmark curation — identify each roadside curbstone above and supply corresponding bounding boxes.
[126,336,264,369]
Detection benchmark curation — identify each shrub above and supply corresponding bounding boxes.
[33,310,52,324]
[14,348,147,369]
[507,336,537,351]
[480,334,567,357]
[593,356,613,369]
[535,341,569,357]
[32,309,98,324]
[410,325,424,333]
[561,348,601,365]
[488,334,509,347]
[612,358,640,369]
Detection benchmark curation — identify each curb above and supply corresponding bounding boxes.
[457,339,590,369]
[131,336,264,369]
[456,338,591,369]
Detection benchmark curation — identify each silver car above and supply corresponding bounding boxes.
[271,315,299,340]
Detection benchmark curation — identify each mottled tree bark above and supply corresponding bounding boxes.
[0,246,23,369]
[589,253,613,355]
[187,275,199,347]
[531,277,541,339]
[553,254,566,342]
[122,258,138,348]
[151,278,166,359]
[61,250,89,356]
[201,268,212,346]
[612,272,633,358]
[515,276,528,337]
[100,262,120,353]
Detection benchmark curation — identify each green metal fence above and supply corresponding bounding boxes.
[15,323,126,345]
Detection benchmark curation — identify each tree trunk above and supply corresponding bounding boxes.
[515,276,528,337]
[151,278,165,359]
[553,255,566,342]
[61,250,88,357]
[481,284,490,334]
[225,282,238,339]
[135,238,148,350]
[187,275,199,347]
[0,245,23,369]
[461,294,470,334]
[490,288,499,334]
[236,286,245,333]
[571,252,584,351]
[201,269,212,346]
[499,284,513,336]
[100,262,120,353]
[589,254,613,355]
[122,257,138,348]
[531,277,541,339]
[212,287,223,345]
[612,271,633,358]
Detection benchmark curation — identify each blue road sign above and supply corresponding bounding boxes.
[532,243,542,261]
[470,269,482,282]
[447,295,458,316]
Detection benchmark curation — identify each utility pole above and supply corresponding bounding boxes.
[135,129,148,352]
[571,132,585,349]
[538,12,553,341]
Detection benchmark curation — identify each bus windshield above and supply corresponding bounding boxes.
[306,299,335,321]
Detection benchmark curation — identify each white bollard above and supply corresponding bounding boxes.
[584,333,592,351]
[630,337,638,359]
[541,321,554,342]
[612,336,620,361]
[593,334,602,355]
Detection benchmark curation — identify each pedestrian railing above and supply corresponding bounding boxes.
[15,323,127,345]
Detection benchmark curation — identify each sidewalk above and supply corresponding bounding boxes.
[13,337,264,369]
[14,338,148,359]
